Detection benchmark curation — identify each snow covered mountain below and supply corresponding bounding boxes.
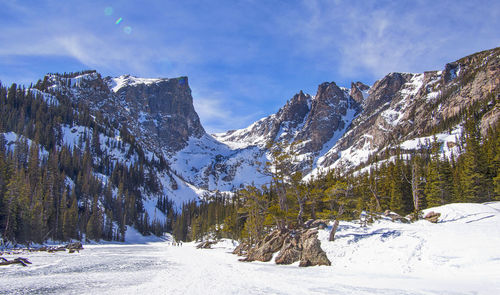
[16,47,500,207]
[217,48,498,178]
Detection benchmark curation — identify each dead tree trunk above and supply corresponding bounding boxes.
[329,205,344,242]
[0,257,32,267]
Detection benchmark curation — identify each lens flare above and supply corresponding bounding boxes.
[123,26,132,34]
[115,17,123,25]
[104,7,113,16]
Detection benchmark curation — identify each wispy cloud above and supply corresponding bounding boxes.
[281,0,500,82]
[193,91,263,134]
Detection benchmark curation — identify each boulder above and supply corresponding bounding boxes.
[245,230,286,262]
[299,229,331,267]
[66,242,83,250]
[384,211,410,223]
[424,211,441,223]
[232,242,250,256]
[305,219,329,229]
[241,228,331,267]
[196,241,216,249]
[275,235,301,265]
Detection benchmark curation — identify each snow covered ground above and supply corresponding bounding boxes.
[1,202,499,294]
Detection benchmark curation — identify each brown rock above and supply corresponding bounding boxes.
[305,219,329,229]
[299,229,331,267]
[275,235,301,265]
[196,241,216,249]
[424,211,441,223]
[232,242,250,256]
[245,230,287,262]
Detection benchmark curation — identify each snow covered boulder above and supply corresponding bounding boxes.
[383,210,410,223]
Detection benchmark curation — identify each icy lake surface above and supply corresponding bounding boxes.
[1,202,500,294]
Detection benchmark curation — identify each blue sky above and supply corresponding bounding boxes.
[1,0,499,133]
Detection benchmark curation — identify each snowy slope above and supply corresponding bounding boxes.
[319,202,500,280]
[170,134,269,191]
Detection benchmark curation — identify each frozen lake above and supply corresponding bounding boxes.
[2,202,500,294]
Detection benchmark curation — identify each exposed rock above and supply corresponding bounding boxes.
[242,228,331,267]
[196,241,217,249]
[66,242,83,250]
[350,81,370,104]
[115,76,205,151]
[384,210,410,223]
[299,229,331,267]
[44,73,205,153]
[295,82,361,153]
[304,219,329,229]
[232,242,251,256]
[243,230,287,262]
[424,211,441,223]
[0,257,32,267]
[275,234,301,265]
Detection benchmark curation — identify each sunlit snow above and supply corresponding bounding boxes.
[2,202,499,294]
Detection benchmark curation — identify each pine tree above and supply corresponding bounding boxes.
[63,189,78,240]
[461,114,489,202]
[425,139,445,208]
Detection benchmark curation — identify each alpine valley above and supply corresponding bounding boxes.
[0,47,498,244]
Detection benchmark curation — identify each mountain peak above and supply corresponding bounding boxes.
[110,75,188,93]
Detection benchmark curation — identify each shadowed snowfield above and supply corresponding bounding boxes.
[1,202,500,295]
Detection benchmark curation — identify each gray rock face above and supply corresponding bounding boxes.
[295,82,361,153]
[114,76,205,151]
[317,47,500,171]
[216,81,361,156]
[43,73,205,153]
[350,81,370,104]
[218,91,312,147]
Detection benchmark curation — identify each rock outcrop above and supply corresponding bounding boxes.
[196,241,217,249]
[350,81,370,104]
[243,230,287,262]
[113,76,205,151]
[298,229,331,267]
[241,228,331,267]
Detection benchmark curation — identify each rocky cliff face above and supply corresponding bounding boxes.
[110,75,205,152]
[43,73,205,153]
[315,47,500,172]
